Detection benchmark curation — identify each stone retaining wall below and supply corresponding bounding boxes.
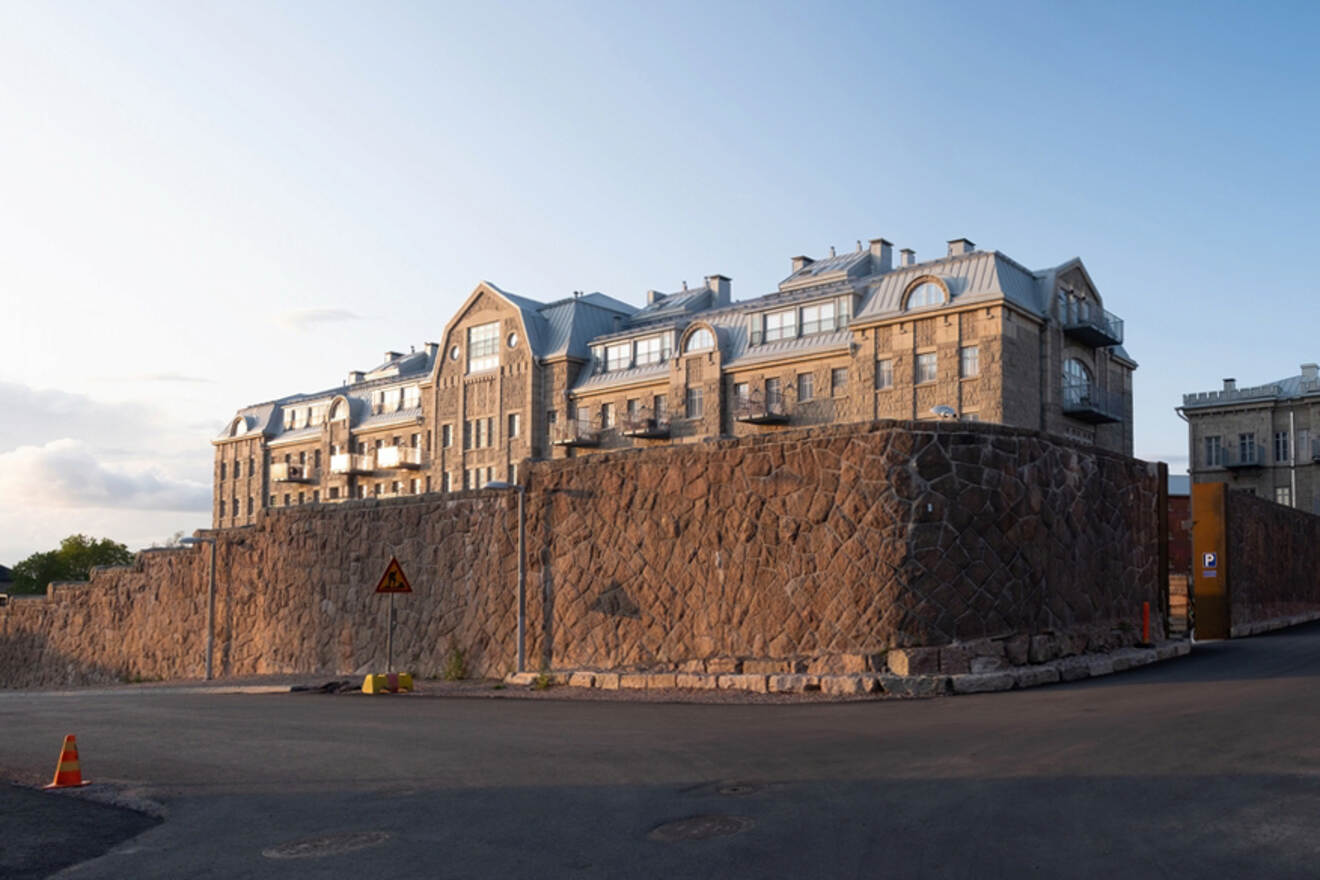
[1225,488,1320,637]
[0,420,1166,688]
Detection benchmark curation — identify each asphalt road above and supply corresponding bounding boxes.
[6,626,1320,879]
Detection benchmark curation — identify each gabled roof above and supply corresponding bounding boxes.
[484,282,636,361]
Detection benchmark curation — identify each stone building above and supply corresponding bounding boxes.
[213,235,1136,527]
[1178,364,1320,513]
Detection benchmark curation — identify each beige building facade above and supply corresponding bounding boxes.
[213,235,1136,527]
[1179,364,1320,514]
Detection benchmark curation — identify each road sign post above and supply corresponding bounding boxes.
[374,557,413,673]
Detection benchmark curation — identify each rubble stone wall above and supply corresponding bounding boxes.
[0,421,1164,688]
[1226,489,1320,635]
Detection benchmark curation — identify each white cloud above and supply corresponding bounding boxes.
[275,308,363,331]
[0,439,210,512]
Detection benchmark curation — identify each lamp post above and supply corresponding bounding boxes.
[179,536,216,680]
[484,480,526,673]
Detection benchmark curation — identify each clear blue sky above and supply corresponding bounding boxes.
[2,0,1317,562]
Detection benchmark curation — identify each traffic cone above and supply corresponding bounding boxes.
[43,734,91,789]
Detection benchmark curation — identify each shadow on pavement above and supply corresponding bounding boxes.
[0,784,159,880]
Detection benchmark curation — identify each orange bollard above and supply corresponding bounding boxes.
[44,734,92,789]
[1142,601,1151,644]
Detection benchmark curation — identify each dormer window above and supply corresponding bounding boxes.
[763,310,796,343]
[800,301,837,335]
[905,280,946,309]
[467,322,499,373]
[634,335,668,366]
[605,342,632,372]
[684,328,715,353]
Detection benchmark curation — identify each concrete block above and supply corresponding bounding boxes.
[819,675,877,696]
[717,674,769,693]
[768,674,815,693]
[970,655,1007,674]
[567,671,595,688]
[505,672,539,686]
[1086,657,1115,678]
[950,672,1015,694]
[595,672,621,690]
[743,659,790,675]
[887,647,940,676]
[1055,657,1091,682]
[877,674,949,698]
[644,673,677,690]
[706,658,741,674]
[675,673,718,690]
[620,673,648,689]
[1013,666,1060,689]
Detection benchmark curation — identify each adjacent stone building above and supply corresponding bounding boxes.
[213,235,1136,527]
[1178,364,1320,513]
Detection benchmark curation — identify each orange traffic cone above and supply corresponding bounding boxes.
[43,734,91,789]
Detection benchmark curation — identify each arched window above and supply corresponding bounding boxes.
[905,281,946,309]
[228,418,246,437]
[330,399,347,421]
[684,328,714,353]
[1062,358,1093,407]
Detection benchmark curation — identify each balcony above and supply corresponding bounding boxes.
[329,453,375,474]
[1225,443,1266,470]
[621,410,671,439]
[270,462,317,483]
[734,392,790,425]
[551,419,600,448]
[1061,383,1123,424]
[1061,301,1124,348]
[376,445,424,469]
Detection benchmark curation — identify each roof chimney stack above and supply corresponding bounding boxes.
[706,274,732,307]
[869,238,893,273]
[1302,363,1319,382]
[1223,378,1237,392]
[947,238,975,257]
[646,289,664,305]
[791,255,814,273]
[348,370,365,385]
[424,341,439,357]
[384,351,403,362]
[899,248,916,267]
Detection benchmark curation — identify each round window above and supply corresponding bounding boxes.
[449,345,460,361]
[507,332,518,349]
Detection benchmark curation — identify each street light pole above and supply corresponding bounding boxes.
[484,481,526,673]
[180,536,216,681]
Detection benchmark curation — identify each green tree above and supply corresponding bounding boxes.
[9,535,134,595]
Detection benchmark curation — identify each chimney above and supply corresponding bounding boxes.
[348,370,365,385]
[646,289,665,305]
[869,238,893,272]
[706,274,732,306]
[899,248,916,267]
[947,238,975,257]
[1223,378,1237,392]
[424,341,439,357]
[791,255,814,273]
[1302,363,1319,381]
[384,350,403,362]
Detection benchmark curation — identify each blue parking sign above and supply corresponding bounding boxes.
[1203,552,1217,569]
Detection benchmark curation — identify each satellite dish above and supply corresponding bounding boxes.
[931,405,958,420]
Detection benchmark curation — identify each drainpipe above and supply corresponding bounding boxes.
[1290,410,1298,508]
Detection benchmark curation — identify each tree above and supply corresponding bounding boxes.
[9,535,134,595]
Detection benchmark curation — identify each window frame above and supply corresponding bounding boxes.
[467,322,500,373]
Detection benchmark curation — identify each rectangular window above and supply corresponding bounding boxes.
[403,386,420,410]
[467,322,500,373]
[635,336,665,366]
[626,398,639,419]
[284,493,291,506]
[1275,430,1290,463]
[1205,436,1222,466]
[510,463,518,483]
[763,309,797,343]
[298,491,305,504]
[219,499,226,517]
[357,485,366,499]
[248,457,254,476]
[800,301,836,336]
[373,483,381,497]
[1276,486,1292,507]
[602,403,615,429]
[329,487,339,500]
[876,359,894,390]
[442,472,451,493]
[963,412,981,422]
[766,378,783,407]
[605,342,632,372]
[442,424,453,448]
[960,345,980,378]
[653,395,668,420]
[247,497,254,515]
[391,480,399,494]
[1239,432,1256,464]
[831,367,847,396]
[508,413,520,438]
[269,494,276,506]
[797,372,814,402]
[312,490,319,503]
[219,462,227,480]
[686,387,703,419]
[463,420,471,450]
[916,353,937,384]
[486,417,495,447]
[733,382,749,405]
[410,433,420,449]
[1299,429,1310,461]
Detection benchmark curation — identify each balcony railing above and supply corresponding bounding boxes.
[621,409,671,439]
[376,445,424,469]
[1225,443,1266,469]
[1061,383,1124,424]
[329,453,375,474]
[270,462,317,483]
[1061,301,1124,348]
[734,391,790,425]
[550,419,600,447]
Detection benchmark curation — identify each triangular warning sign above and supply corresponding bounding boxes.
[374,556,413,594]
